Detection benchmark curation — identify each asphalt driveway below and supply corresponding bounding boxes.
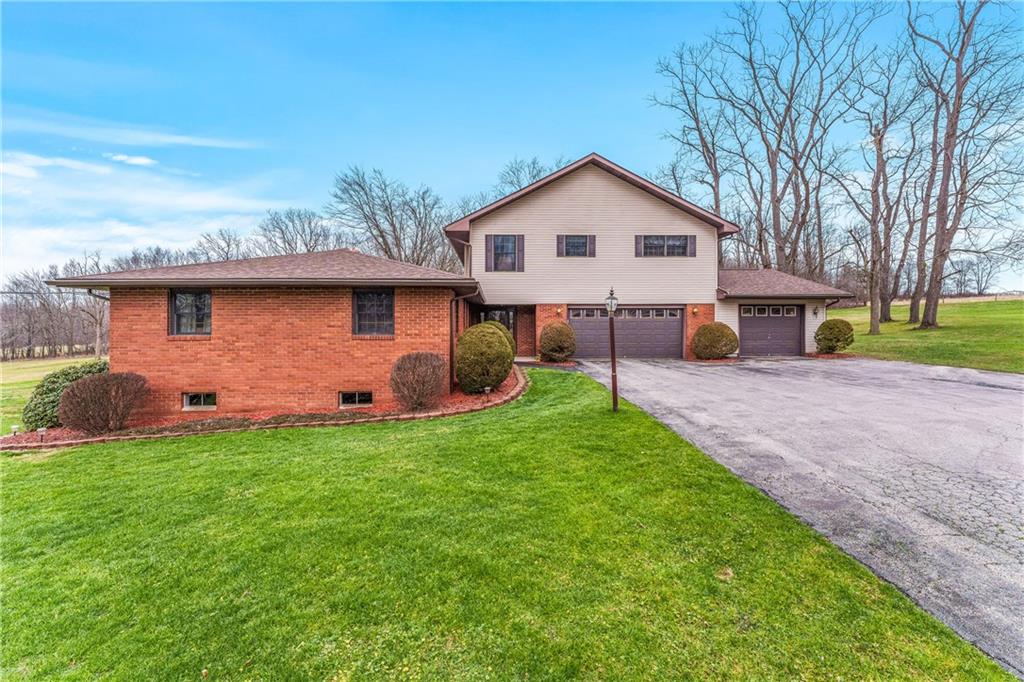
[579,357,1024,675]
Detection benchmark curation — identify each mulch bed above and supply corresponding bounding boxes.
[1,367,527,453]
[806,352,855,360]
[692,357,741,364]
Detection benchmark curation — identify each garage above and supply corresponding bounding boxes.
[739,304,803,356]
[569,307,683,358]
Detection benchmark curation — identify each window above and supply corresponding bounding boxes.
[353,289,394,336]
[666,309,680,318]
[492,235,517,271]
[638,235,695,257]
[740,306,754,317]
[169,289,211,335]
[784,306,798,317]
[340,391,373,408]
[558,234,594,257]
[770,306,783,317]
[569,309,584,319]
[182,393,216,411]
[755,306,769,317]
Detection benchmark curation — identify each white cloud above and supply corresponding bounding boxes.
[103,153,159,167]
[1,151,112,177]
[5,109,257,149]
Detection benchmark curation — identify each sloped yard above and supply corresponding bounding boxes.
[0,370,1007,679]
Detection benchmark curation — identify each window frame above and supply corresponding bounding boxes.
[740,305,754,317]
[784,306,798,317]
[339,391,373,408]
[182,392,217,411]
[352,288,395,337]
[168,288,212,336]
[770,306,783,317]
[491,234,518,272]
[639,235,692,257]
[562,234,591,257]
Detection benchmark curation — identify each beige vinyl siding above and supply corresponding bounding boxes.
[716,299,829,354]
[469,164,720,305]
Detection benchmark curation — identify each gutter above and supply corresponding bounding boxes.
[449,283,482,392]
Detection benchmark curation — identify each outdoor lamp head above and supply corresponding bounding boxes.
[605,288,618,313]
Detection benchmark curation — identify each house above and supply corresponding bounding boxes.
[49,153,849,420]
[444,153,851,359]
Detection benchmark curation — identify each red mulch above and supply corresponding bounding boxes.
[0,368,526,451]
[806,352,855,359]
[692,357,741,364]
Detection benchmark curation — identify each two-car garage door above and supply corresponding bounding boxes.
[569,307,683,358]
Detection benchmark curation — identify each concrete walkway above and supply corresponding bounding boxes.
[579,357,1024,675]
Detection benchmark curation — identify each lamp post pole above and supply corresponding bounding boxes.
[605,287,619,412]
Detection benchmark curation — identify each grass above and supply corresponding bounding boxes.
[0,357,101,435]
[1,370,1007,679]
[832,300,1024,373]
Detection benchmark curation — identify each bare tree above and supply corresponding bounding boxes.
[194,228,251,261]
[964,254,1002,295]
[108,246,197,271]
[494,157,567,195]
[250,208,345,256]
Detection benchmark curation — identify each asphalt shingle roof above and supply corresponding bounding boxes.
[718,269,853,299]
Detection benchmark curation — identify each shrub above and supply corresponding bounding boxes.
[455,324,513,393]
[58,372,149,435]
[815,318,855,354]
[481,320,515,355]
[390,352,447,411]
[692,322,739,360]
[539,320,576,362]
[22,359,109,430]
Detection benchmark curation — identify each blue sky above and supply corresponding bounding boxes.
[3,2,1018,288]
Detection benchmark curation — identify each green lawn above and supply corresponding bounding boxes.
[832,300,1024,373]
[1,370,1006,679]
[0,357,101,435]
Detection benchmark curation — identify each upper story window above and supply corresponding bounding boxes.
[557,234,596,258]
[485,234,524,272]
[353,288,394,336]
[169,289,212,335]
[636,235,696,257]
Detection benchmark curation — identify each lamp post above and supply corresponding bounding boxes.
[605,287,619,412]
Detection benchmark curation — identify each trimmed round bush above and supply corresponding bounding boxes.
[21,359,109,430]
[58,372,149,435]
[481,320,515,355]
[390,352,447,411]
[539,320,576,362]
[814,318,855,354]
[456,324,513,394]
[692,322,739,360]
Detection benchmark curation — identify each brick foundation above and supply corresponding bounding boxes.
[110,286,453,421]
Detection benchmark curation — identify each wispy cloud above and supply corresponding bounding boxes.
[0,151,112,179]
[103,152,159,167]
[4,109,257,149]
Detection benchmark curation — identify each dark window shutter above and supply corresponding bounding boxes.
[556,234,565,257]
[485,234,494,272]
[588,235,596,257]
[635,235,643,257]
[516,235,525,272]
[687,235,696,257]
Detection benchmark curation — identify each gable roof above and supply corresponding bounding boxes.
[717,269,853,299]
[444,153,742,243]
[47,248,478,293]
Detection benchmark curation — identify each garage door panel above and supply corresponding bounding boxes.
[570,308,683,358]
[739,304,803,356]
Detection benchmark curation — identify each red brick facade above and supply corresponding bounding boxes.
[109,286,453,421]
[534,303,568,354]
[683,303,716,360]
[514,306,536,357]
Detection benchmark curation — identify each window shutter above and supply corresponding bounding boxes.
[516,235,525,272]
[556,234,565,257]
[588,235,596,257]
[485,234,494,272]
[687,235,696,257]
[635,235,643,257]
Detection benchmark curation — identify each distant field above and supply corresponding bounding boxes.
[0,357,100,434]
[831,300,1023,374]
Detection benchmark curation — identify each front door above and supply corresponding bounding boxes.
[479,306,516,351]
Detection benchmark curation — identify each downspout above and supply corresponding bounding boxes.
[86,288,110,301]
[449,284,481,392]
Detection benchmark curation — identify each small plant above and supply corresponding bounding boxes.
[390,352,447,411]
[22,359,109,430]
[480,320,515,355]
[58,372,149,435]
[815,318,855,354]
[456,324,513,393]
[539,320,576,362]
[692,322,739,360]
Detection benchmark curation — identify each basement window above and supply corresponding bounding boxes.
[340,391,373,408]
[182,393,217,411]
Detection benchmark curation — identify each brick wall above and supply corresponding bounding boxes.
[109,286,453,421]
[515,305,536,357]
[683,303,716,360]
[534,303,568,353]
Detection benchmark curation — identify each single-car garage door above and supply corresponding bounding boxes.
[739,304,803,356]
[569,307,683,358]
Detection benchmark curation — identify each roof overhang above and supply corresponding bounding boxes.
[717,290,855,300]
[48,277,480,296]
